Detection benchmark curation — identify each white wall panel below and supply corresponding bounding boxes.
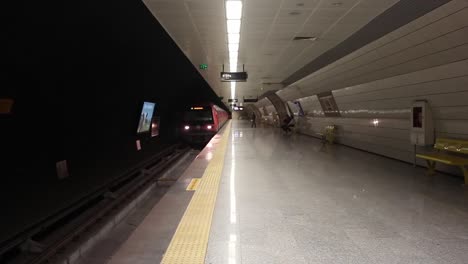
[255,98,271,108]
[434,106,468,120]
[258,104,278,126]
[276,86,303,102]
[337,90,468,110]
[278,2,468,179]
[436,120,468,135]
[265,104,276,114]
[307,44,468,95]
[336,76,468,103]
[295,95,323,116]
[306,1,468,81]
[438,132,468,140]
[288,6,468,99]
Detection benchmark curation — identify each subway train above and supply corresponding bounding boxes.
[180,103,229,143]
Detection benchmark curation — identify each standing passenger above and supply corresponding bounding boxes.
[251,112,256,128]
[281,115,294,134]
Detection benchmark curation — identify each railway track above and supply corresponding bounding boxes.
[0,143,190,264]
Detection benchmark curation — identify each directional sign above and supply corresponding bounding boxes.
[243,98,258,103]
[220,72,248,82]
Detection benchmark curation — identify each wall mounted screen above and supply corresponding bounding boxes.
[137,102,156,133]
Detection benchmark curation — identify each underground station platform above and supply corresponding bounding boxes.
[72,120,468,264]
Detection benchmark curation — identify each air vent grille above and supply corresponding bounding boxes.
[293,36,317,41]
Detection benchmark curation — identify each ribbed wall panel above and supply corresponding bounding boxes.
[259,3,468,178]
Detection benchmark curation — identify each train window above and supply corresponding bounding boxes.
[184,110,213,122]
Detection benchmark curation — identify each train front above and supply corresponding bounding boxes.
[181,106,217,143]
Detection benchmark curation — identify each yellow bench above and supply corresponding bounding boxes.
[416,138,468,184]
[317,125,337,144]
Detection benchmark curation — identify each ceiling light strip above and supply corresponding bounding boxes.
[226,0,243,102]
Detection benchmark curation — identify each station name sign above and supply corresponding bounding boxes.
[220,72,248,82]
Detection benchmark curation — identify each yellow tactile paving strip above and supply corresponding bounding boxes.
[161,121,231,264]
[186,178,201,191]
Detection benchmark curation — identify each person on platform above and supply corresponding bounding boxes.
[251,112,256,128]
[281,115,294,134]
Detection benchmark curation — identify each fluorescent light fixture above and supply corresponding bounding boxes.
[229,51,238,59]
[227,19,241,33]
[229,62,237,71]
[226,1,242,82]
[230,62,237,72]
[229,43,239,52]
[230,58,238,67]
[228,33,240,44]
[226,1,243,19]
[229,63,237,71]
[231,82,236,99]
[230,56,238,67]
[230,55,238,63]
[229,51,238,58]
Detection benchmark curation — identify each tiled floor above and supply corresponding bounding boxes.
[206,120,468,264]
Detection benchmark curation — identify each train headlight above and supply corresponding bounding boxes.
[207,125,212,129]
[184,125,190,130]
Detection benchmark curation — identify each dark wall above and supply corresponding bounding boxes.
[0,0,224,242]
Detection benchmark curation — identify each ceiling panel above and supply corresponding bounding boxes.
[312,7,349,19]
[358,0,399,9]
[143,0,404,104]
[282,0,453,87]
[271,23,302,33]
[275,8,314,24]
[268,31,297,41]
[244,8,278,18]
[280,0,320,9]
[245,0,282,8]
[185,0,223,10]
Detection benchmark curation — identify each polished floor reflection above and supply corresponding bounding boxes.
[206,120,468,264]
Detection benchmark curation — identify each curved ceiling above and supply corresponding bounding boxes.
[143,0,410,105]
